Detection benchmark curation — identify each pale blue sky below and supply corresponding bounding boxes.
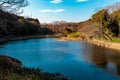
[21,0,119,23]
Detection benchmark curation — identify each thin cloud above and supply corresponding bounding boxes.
[50,0,63,4]
[54,9,65,12]
[40,9,65,13]
[76,0,88,2]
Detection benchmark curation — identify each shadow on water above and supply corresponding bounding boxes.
[0,45,4,48]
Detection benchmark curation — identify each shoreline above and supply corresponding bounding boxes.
[1,35,120,51]
[0,55,67,80]
[0,35,60,44]
[58,37,82,41]
[59,37,120,51]
[87,39,120,51]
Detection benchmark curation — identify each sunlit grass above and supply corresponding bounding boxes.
[67,32,81,38]
[111,37,120,42]
[98,37,120,43]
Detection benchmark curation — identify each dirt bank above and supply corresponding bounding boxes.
[58,37,81,41]
[59,37,120,51]
[87,39,120,51]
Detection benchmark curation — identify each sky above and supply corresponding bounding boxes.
[21,0,119,23]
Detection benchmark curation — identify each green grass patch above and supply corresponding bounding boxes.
[111,37,120,42]
[67,32,81,38]
[98,37,120,43]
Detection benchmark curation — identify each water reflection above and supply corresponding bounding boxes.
[113,53,120,75]
[82,42,120,76]
[92,46,108,70]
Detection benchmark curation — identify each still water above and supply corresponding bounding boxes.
[0,38,120,80]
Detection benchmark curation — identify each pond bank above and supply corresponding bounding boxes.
[0,55,67,80]
[58,37,82,41]
[87,39,120,51]
[0,35,60,44]
[59,37,120,51]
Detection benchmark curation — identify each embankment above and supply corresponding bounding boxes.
[0,55,67,80]
[59,36,120,51]
[58,37,81,41]
[87,39,120,51]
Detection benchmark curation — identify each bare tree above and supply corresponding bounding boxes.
[0,0,28,14]
[106,2,120,13]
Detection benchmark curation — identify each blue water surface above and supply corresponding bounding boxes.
[0,38,120,80]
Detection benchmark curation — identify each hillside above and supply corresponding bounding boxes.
[57,2,120,44]
[77,2,120,41]
[0,10,54,38]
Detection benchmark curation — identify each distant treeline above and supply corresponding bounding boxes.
[41,21,78,34]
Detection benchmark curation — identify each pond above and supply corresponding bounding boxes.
[0,38,120,80]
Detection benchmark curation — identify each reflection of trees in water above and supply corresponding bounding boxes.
[91,45,120,76]
[80,42,93,62]
[114,54,120,75]
[92,46,108,70]
[81,43,108,69]
[81,43,120,76]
